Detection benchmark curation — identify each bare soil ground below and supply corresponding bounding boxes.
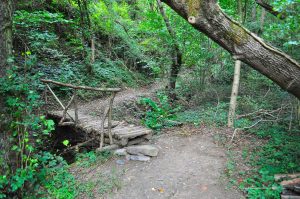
[110,128,243,199]
[71,82,244,199]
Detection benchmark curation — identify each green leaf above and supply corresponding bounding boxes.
[62,140,70,147]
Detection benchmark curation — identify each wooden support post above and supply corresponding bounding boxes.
[99,107,109,149]
[74,89,79,124]
[46,84,75,122]
[108,92,116,145]
[59,94,75,125]
[43,87,48,104]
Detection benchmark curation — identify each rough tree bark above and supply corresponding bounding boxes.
[0,0,13,77]
[156,0,182,100]
[161,0,300,100]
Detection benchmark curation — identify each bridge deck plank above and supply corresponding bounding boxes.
[47,110,152,146]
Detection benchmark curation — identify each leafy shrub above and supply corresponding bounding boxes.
[75,150,112,168]
[176,102,228,127]
[236,124,300,198]
[0,64,76,198]
[139,92,180,130]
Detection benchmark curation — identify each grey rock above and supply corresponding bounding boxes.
[129,155,150,162]
[126,145,159,157]
[116,159,126,165]
[125,154,131,161]
[114,148,127,156]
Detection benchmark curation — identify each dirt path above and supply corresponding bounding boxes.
[79,81,162,116]
[108,129,243,199]
[72,83,244,199]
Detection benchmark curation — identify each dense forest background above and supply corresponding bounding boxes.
[0,0,299,198]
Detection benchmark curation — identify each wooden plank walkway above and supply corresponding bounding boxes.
[42,79,152,151]
[48,110,152,147]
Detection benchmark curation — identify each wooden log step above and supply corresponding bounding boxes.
[104,138,128,146]
[113,125,144,133]
[80,120,119,129]
[275,173,300,181]
[112,126,148,135]
[281,178,300,187]
[281,195,300,199]
[114,129,152,139]
[114,128,152,135]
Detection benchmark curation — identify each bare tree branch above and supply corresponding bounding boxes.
[255,0,286,19]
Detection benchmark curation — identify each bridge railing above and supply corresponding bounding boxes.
[41,79,121,149]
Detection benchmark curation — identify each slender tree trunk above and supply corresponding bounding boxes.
[228,60,241,127]
[228,0,243,128]
[243,0,248,24]
[77,0,94,73]
[156,0,182,100]
[259,7,266,34]
[297,100,300,126]
[238,0,243,21]
[91,35,95,64]
[0,0,13,77]
[0,0,13,180]
[252,3,257,21]
[77,0,86,58]
[161,0,300,99]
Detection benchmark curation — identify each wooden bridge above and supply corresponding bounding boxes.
[41,79,152,151]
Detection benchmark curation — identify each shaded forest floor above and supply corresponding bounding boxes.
[66,82,244,199]
[71,126,244,199]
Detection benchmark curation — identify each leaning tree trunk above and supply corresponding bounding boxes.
[161,0,300,100]
[0,0,13,77]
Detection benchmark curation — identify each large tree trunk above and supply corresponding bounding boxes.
[161,0,300,99]
[0,0,13,77]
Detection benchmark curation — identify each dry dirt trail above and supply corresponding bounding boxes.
[108,129,243,199]
[73,82,244,199]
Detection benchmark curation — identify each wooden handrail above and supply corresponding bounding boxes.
[42,78,118,150]
[41,79,121,92]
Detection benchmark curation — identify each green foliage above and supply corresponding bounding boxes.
[139,92,180,130]
[14,10,74,56]
[176,102,229,127]
[35,152,77,199]
[236,124,300,199]
[0,64,76,198]
[75,150,112,168]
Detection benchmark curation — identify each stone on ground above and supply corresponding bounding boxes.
[116,159,126,165]
[114,148,127,156]
[126,145,159,157]
[129,155,150,162]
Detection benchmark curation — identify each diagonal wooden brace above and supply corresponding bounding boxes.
[59,94,75,125]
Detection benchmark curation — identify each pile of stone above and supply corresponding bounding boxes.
[114,145,159,163]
